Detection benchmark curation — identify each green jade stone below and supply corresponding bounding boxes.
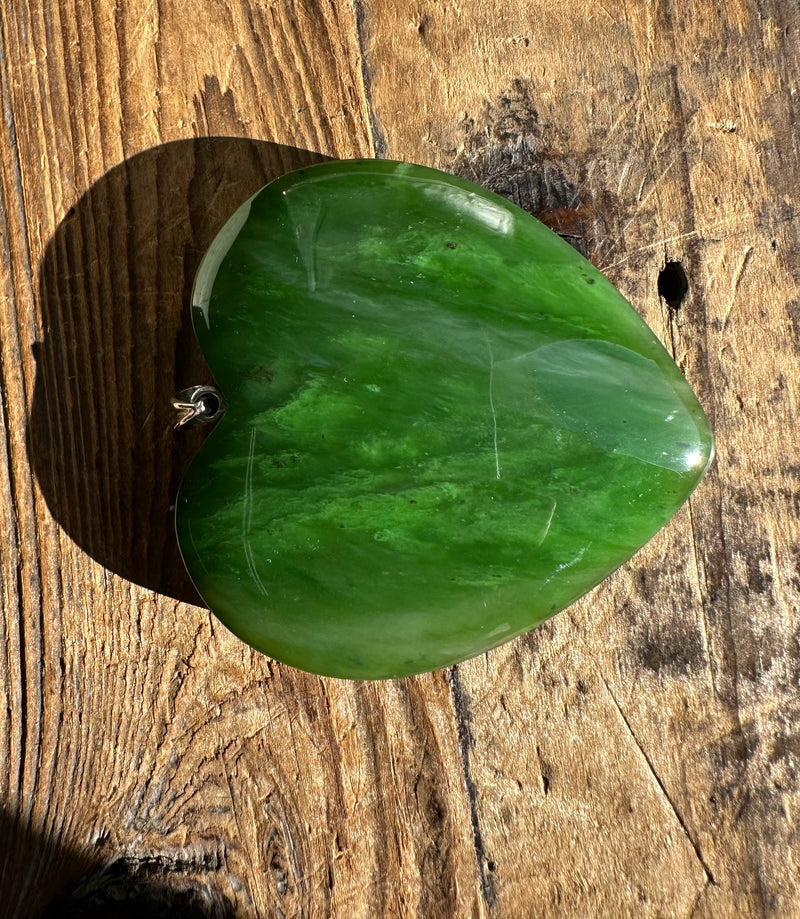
[176,159,713,680]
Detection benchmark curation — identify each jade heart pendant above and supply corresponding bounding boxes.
[175,159,713,679]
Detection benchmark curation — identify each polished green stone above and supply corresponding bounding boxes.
[175,159,713,679]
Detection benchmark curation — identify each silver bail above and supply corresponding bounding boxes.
[173,385,226,429]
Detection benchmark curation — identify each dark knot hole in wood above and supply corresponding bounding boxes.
[658,260,690,310]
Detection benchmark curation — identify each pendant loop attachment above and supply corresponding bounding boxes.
[173,385,226,429]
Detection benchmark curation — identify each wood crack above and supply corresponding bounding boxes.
[352,0,387,157]
[448,666,497,908]
[602,677,717,888]
[687,876,713,919]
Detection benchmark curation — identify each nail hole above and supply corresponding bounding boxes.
[657,260,689,310]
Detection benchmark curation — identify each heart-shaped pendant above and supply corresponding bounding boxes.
[175,159,713,679]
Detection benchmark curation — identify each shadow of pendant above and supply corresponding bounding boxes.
[29,137,328,604]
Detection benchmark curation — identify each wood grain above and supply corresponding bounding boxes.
[0,1,798,917]
[360,1,800,915]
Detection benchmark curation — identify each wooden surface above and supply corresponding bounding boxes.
[1,1,798,916]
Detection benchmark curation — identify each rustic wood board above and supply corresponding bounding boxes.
[0,1,798,917]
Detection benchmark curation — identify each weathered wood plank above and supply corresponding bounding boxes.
[1,0,799,917]
[360,0,800,916]
[0,2,481,917]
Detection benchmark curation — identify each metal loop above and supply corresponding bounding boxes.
[173,385,226,429]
